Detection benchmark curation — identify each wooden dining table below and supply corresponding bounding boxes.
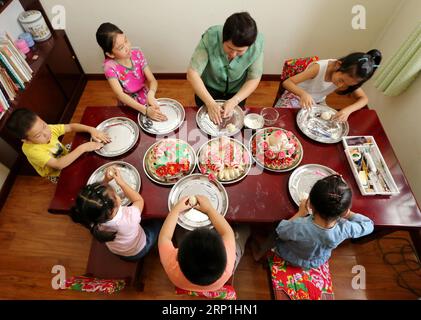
[48,106,421,236]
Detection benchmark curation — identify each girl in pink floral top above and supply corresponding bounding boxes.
[96,23,167,121]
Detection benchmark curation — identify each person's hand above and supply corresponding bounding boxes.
[147,106,168,122]
[222,98,237,118]
[82,141,104,152]
[103,166,117,184]
[299,92,315,109]
[172,196,191,213]
[332,109,351,122]
[207,101,222,125]
[195,195,215,214]
[90,128,111,144]
[147,92,160,109]
[298,199,309,216]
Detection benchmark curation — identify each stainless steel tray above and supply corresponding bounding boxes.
[196,100,244,137]
[288,164,337,206]
[168,174,229,230]
[197,136,252,184]
[143,139,196,186]
[249,127,304,173]
[296,105,349,144]
[87,161,141,206]
[94,117,139,157]
[137,98,185,135]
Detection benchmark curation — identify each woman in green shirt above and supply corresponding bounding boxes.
[187,12,264,125]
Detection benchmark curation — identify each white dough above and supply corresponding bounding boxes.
[321,111,332,121]
[299,192,309,201]
[188,196,197,206]
[226,123,236,132]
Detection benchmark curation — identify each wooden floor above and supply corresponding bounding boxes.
[0,80,420,300]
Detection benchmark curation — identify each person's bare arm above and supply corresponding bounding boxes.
[46,141,103,170]
[64,124,111,144]
[282,63,320,108]
[332,88,368,122]
[104,167,144,212]
[195,195,235,243]
[222,77,261,117]
[187,67,223,125]
[158,197,190,246]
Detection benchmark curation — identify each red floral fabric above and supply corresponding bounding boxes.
[281,56,319,83]
[175,285,237,300]
[63,276,125,294]
[268,251,334,300]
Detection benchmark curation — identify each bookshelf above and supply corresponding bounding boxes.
[0,0,87,210]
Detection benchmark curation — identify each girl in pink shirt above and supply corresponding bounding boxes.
[70,167,161,261]
[96,22,167,122]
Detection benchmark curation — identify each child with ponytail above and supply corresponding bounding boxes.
[280,50,382,122]
[70,167,161,260]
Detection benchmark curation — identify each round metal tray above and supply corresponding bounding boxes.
[296,105,349,144]
[137,98,185,135]
[168,174,229,230]
[196,100,244,137]
[143,138,196,186]
[249,127,304,173]
[87,161,141,206]
[288,164,337,206]
[94,117,139,157]
[196,136,252,185]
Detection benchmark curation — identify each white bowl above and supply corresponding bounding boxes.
[244,113,264,129]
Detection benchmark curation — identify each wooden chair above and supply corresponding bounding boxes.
[272,56,319,107]
[85,238,145,291]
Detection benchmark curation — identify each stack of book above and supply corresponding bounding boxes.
[0,33,34,120]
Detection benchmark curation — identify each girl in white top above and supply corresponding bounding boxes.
[70,167,161,261]
[282,50,382,122]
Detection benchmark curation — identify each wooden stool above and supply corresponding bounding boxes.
[85,238,145,291]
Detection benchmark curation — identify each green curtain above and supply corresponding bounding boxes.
[374,22,421,96]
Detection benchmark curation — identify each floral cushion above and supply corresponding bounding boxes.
[63,276,125,294]
[281,56,319,83]
[268,252,334,300]
[175,285,237,300]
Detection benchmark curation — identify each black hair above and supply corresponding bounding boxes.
[70,183,117,242]
[336,49,382,95]
[309,174,352,222]
[96,22,124,56]
[6,108,38,139]
[178,228,227,286]
[222,12,257,47]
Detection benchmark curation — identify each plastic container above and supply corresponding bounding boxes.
[18,10,52,42]
[342,136,399,196]
[260,108,279,126]
[15,39,30,55]
[18,32,35,47]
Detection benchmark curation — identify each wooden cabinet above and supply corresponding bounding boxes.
[0,0,87,209]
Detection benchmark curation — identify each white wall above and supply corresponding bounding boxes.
[0,0,24,39]
[363,0,421,203]
[39,0,402,74]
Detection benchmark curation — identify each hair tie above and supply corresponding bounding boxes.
[373,64,379,68]
[358,57,369,63]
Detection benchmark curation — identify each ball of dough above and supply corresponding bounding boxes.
[321,111,332,121]
[188,196,197,206]
[299,191,309,201]
[226,123,236,133]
